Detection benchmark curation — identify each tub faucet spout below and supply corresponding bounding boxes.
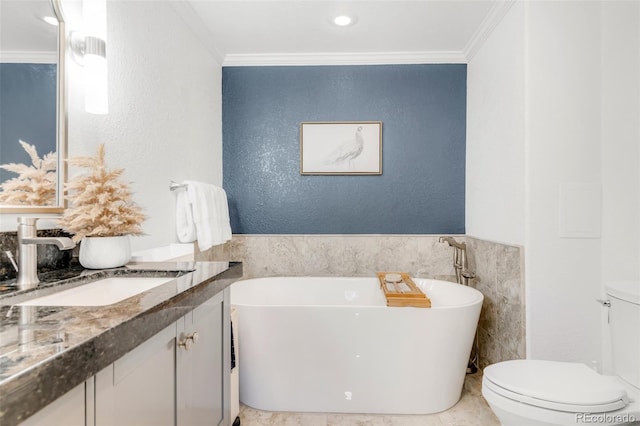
[439,236,466,251]
[438,236,475,285]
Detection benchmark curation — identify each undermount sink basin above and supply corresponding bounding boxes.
[17,277,175,307]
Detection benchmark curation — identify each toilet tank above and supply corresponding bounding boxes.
[606,281,640,389]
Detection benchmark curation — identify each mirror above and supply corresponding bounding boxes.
[0,0,66,213]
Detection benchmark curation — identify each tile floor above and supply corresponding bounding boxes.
[238,373,500,426]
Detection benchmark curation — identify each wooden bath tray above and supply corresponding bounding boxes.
[377,272,431,308]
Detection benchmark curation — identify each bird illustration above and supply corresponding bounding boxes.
[325,126,364,169]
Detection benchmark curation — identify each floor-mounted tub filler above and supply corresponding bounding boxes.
[231,276,483,414]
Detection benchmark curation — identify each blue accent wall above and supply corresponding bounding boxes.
[222,64,466,234]
[0,63,57,183]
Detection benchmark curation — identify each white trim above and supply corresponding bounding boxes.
[222,51,467,67]
[0,51,56,63]
[463,0,517,61]
[168,0,224,65]
[166,0,516,67]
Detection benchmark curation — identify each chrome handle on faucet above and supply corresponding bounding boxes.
[3,251,18,272]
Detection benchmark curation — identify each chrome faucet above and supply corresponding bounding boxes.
[16,217,75,290]
[438,236,466,250]
[438,236,475,285]
[439,236,479,373]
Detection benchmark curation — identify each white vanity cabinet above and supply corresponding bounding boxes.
[177,290,228,426]
[20,382,86,426]
[94,323,177,425]
[89,288,230,426]
[4,263,242,426]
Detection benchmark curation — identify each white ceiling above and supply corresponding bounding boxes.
[1,0,504,65]
[0,0,58,61]
[180,0,503,65]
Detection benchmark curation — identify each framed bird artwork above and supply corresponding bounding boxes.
[300,121,382,175]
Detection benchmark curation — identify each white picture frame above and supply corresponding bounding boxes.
[300,121,382,175]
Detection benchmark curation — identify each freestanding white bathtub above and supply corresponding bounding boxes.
[230,276,483,414]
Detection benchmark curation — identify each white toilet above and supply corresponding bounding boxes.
[482,281,640,426]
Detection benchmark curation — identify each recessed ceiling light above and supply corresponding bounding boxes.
[42,16,58,26]
[333,15,355,27]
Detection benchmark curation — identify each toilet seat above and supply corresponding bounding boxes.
[483,360,629,413]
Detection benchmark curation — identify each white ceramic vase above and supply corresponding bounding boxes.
[79,235,131,269]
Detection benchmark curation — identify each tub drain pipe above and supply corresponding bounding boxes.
[461,270,479,374]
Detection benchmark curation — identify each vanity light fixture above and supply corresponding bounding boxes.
[70,0,108,114]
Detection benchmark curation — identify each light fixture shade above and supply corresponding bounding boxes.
[84,54,108,114]
[83,0,108,114]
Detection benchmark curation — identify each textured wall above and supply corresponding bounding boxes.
[466,1,525,246]
[600,1,640,374]
[0,64,56,183]
[468,0,638,367]
[63,0,223,251]
[223,64,466,234]
[526,1,603,364]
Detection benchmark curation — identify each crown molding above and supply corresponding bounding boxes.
[0,51,56,63]
[170,0,514,67]
[463,0,517,62]
[168,0,224,65]
[222,51,467,67]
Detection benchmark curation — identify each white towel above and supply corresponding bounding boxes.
[185,180,232,251]
[175,190,197,243]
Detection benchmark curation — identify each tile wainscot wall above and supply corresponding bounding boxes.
[198,234,525,368]
[466,237,526,367]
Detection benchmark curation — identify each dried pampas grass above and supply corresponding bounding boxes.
[59,144,146,242]
[0,140,57,206]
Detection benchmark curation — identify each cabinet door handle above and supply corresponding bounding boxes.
[178,336,193,351]
[178,332,199,351]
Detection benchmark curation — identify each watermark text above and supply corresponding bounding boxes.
[575,413,637,424]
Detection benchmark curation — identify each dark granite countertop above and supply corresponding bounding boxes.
[0,260,242,426]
